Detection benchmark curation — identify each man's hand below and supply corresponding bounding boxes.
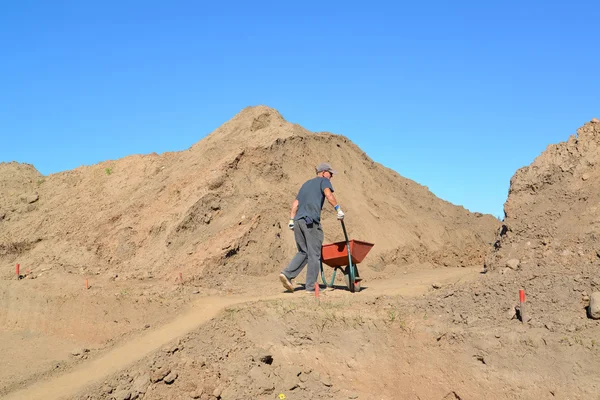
[288,219,295,230]
[335,205,345,220]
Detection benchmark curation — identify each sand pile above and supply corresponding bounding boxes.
[0,106,498,291]
[419,119,600,337]
[487,118,600,272]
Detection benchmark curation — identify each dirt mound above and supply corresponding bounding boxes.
[444,118,600,334]
[0,106,498,289]
[487,118,600,271]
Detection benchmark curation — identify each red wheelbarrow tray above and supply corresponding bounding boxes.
[321,240,374,268]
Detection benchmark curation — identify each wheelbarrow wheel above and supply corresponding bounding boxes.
[343,265,361,292]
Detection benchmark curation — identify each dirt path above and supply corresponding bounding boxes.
[4,266,480,400]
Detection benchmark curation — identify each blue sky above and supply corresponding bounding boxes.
[1,1,598,218]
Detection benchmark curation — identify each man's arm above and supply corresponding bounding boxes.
[324,188,345,219]
[323,188,338,208]
[288,199,299,230]
[290,199,299,219]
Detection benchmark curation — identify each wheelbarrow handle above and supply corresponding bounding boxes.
[341,219,350,244]
[340,219,357,292]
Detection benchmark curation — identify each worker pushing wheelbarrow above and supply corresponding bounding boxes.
[279,162,374,294]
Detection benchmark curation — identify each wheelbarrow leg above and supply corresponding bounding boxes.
[320,259,327,286]
[320,258,339,288]
[330,267,339,287]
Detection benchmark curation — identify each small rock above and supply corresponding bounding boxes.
[179,381,197,392]
[506,259,520,270]
[26,193,39,204]
[506,307,516,320]
[132,373,150,394]
[112,389,131,400]
[432,283,442,289]
[588,292,600,319]
[150,367,171,383]
[591,118,599,123]
[321,377,333,387]
[348,393,359,399]
[582,173,590,181]
[163,371,178,384]
[189,389,203,399]
[213,387,223,397]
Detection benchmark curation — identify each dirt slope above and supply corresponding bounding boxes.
[3,266,480,400]
[480,119,600,329]
[0,106,499,289]
[487,118,600,271]
[439,119,600,336]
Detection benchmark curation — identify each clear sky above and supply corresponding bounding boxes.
[1,1,599,218]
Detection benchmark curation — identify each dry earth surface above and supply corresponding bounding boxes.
[1,107,599,399]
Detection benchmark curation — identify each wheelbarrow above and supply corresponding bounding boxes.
[320,220,374,292]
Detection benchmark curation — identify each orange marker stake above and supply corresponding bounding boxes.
[179,272,183,285]
[519,289,526,322]
[16,263,20,278]
[314,282,319,301]
[85,278,89,290]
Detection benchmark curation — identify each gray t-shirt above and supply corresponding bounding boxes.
[294,177,334,223]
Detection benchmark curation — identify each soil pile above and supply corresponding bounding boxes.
[0,106,499,290]
[424,119,600,339]
[487,118,600,271]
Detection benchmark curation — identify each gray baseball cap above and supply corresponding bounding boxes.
[316,162,336,174]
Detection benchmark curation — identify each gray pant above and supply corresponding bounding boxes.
[282,218,324,291]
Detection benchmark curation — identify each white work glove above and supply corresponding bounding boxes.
[288,219,295,230]
[335,205,345,220]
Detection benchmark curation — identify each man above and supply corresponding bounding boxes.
[279,162,345,293]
